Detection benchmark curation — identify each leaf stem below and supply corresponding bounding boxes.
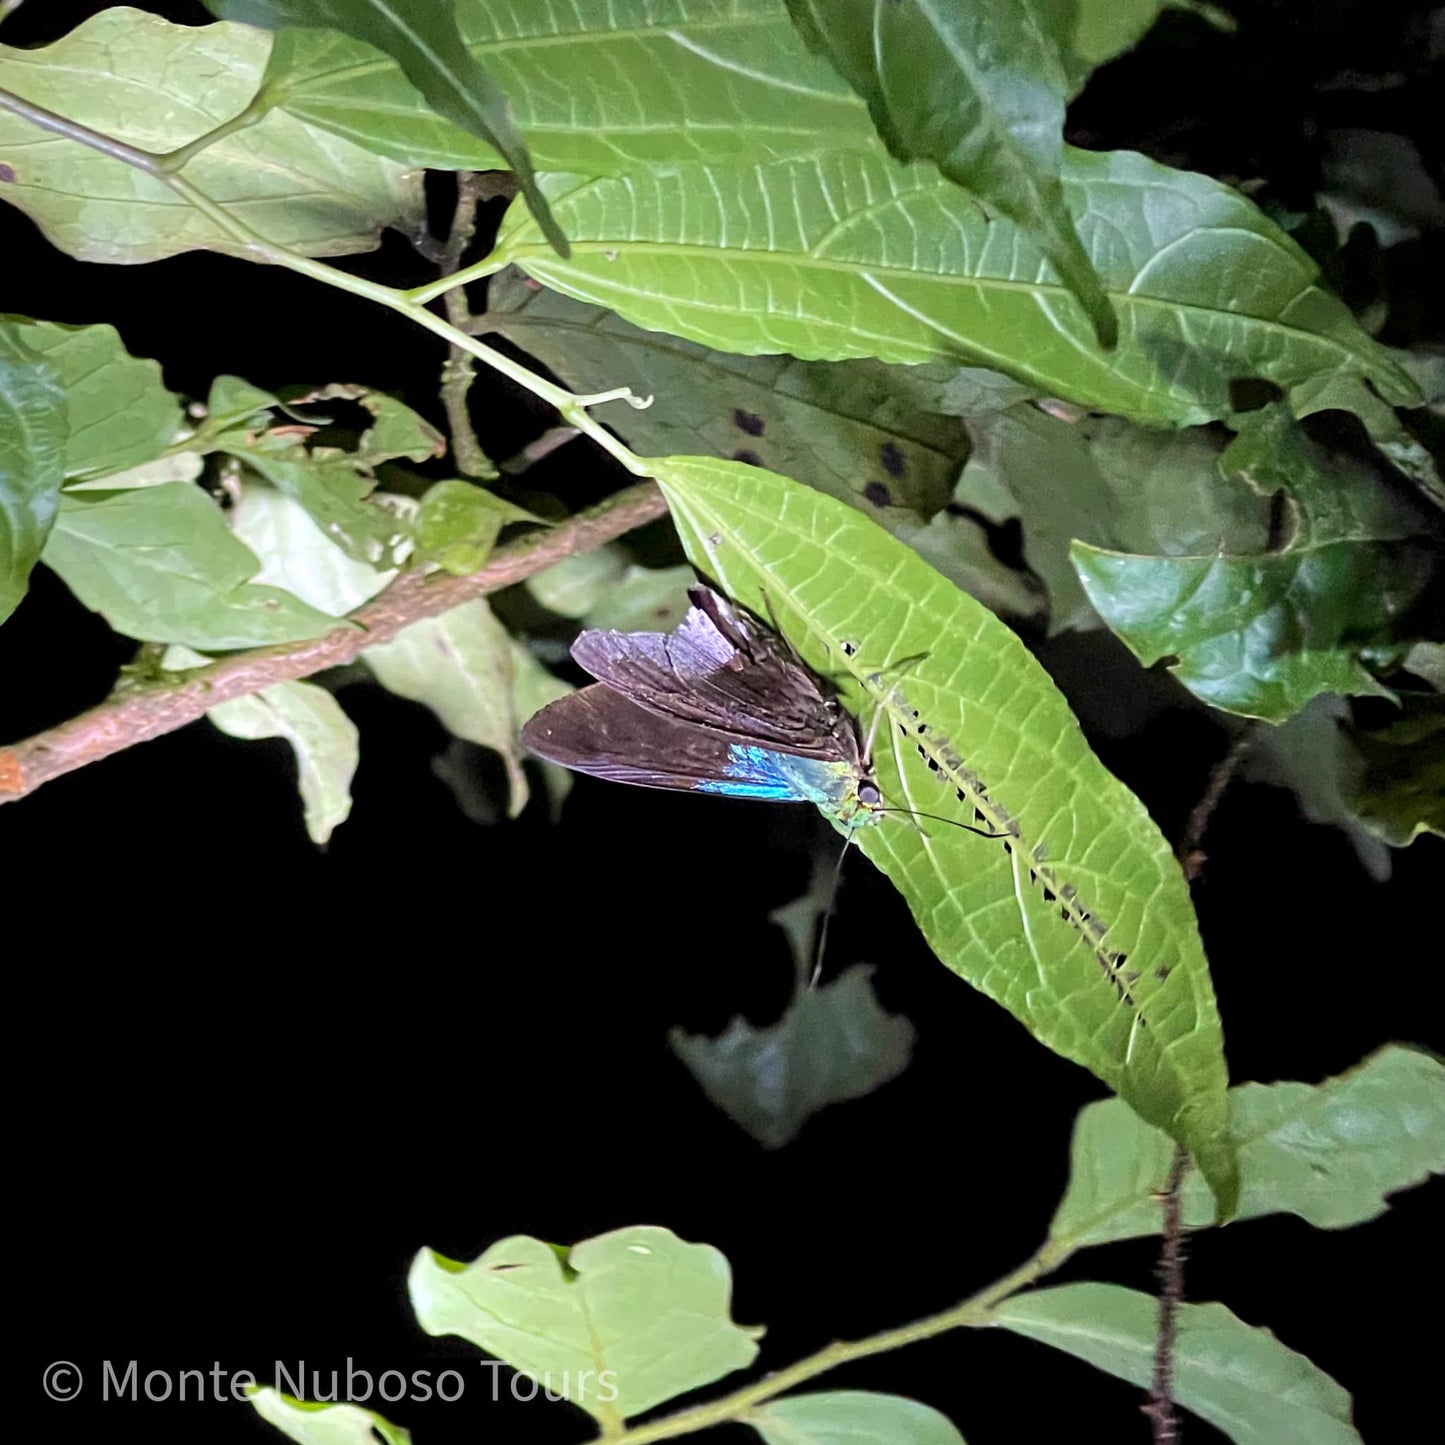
[0,484,667,804]
[601,1239,1074,1443]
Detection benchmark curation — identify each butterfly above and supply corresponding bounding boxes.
[520,585,883,835]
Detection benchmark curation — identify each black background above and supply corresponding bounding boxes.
[6,3,1441,1443]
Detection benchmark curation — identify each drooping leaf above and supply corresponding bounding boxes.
[492,149,1417,428]
[0,9,423,263]
[0,325,66,625]
[412,480,541,576]
[485,269,968,523]
[670,963,915,1150]
[207,680,358,845]
[362,600,528,815]
[247,1387,410,1445]
[746,1390,966,1445]
[40,484,346,648]
[656,454,1237,1216]
[1347,693,1445,846]
[1048,1045,1445,1249]
[206,0,568,255]
[3,319,181,482]
[785,0,1115,346]
[993,1284,1360,1445]
[409,1225,761,1425]
[1072,405,1436,721]
[263,0,875,173]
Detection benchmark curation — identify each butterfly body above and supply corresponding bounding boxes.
[521,586,881,834]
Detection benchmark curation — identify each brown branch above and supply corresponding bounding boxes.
[0,482,666,805]
[437,172,493,480]
[1141,1144,1189,1444]
[1180,729,1255,881]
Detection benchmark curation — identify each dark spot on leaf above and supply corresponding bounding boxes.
[1228,376,1284,413]
[1155,966,1172,981]
[731,449,762,467]
[1003,841,1012,854]
[1043,887,1056,903]
[0,163,15,184]
[862,480,892,508]
[916,722,927,735]
[898,722,908,735]
[956,789,967,802]
[878,442,905,477]
[732,408,765,437]
[842,641,858,656]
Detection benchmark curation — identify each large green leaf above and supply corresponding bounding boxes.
[206,0,567,254]
[746,1390,965,1445]
[0,325,65,625]
[264,0,875,173]
[0,9,422,263]
[655,455,1237,1215]
[1048,1045,1445,1249]
[785,0,1114,346]
[492,149,1415,428]
[1072,405,1436,721]
[992,1284,1360,1445]
[2,319,181,483]
[40,484,346,649]
[409,1225,761,1425]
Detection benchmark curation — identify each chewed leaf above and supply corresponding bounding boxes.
[656,455,1237,1217]
[409,1225,760,1425]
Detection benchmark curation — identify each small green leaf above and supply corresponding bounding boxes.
[526,545,631,619]
[494,149,1415,428]
[3,319,181,483]
[206,0,568,255]
[413,480,541,576]
[247,1387,411,1445]
[0,325,66,625]
[362,599,528,815]
[1072,405,1435,721]
[205,375,285,431]
[746,1390,966,1445]
[1348,693,1445,846]
[582,565,697,634]
[785,0,1115,346]
[409,1225,761,1425]
[41,484,346,648]
[1048,1045,1445,1248]
[0,9,422,262]
[656,455,1237,1216]
[992,1284,1360,1445]
[208,680,359,844]
[671,964,915,1150]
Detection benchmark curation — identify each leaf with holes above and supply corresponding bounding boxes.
[656,455,1236,1216]
[409,1225,761,1425]
[0,9,422,263]
[492,148,1416,428]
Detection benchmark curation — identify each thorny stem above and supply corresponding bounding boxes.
[0,485,667,803]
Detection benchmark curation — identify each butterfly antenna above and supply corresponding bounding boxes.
[874,806,1011,840]
[810,829,857,989]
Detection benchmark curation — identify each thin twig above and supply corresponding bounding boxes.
[437,173,494,480]
[1180,729,1254,881]
[0,483,667,804]
[1142,1145,1189,1443]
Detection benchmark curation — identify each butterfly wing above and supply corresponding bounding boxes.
[520,684,815,800]
[570,586,860,765]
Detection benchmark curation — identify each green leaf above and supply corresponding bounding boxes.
[656,454,1237,1216]
[409,1225,761,1425]
[41,484,346,648]
[582,565,698,634]
[207,678,358,844]
[207,0,568,256]
[0,9,423,263]
[3,319,181,483]
[494,148,1415,428]
[994,1284,1359,1445]
[296,382,448,466]
[1066,0,1235,82]
[746,1390,966,1445]
[263,0,874,173]
[508,637,573,816]
[206,375,287,431]
[526,545,631,619]
[413,480,541,576]
[1048,1045,1445,1249]
[1348,693,1445,846]
[670,963,915,1150]
[1072,405,1435,721]
[247,1387,410,1445]
[785,0,1115,347]
[485,269,968,523]
[0,325,66,625]
[362,599,528,815]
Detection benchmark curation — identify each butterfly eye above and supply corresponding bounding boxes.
[858,781,882,806]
